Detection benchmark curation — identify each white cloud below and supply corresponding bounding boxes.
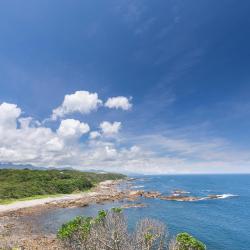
[18,117,33,129]
[52,91,102,120]
[46,137,64,151]
[89,131,101,140]
[0,100,250,174]
[105,146,117,158]
[100,121,121,136]
[0,104,65,164]
[105,96,132,110]
[57,119,90,140]
[0,102,21,129]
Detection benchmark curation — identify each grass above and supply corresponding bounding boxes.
[0,168,125,204]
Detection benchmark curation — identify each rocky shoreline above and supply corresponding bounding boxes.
[0,178,153,249]
[0,179,130,249]
[0,179,237,249]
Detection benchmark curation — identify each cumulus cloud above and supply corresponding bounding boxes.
[0,99,249,174]
[105,96,132,110]
[0,103,65,164]
[52,91,102,120]
[45,137,64,152]
[0,101,130,169]
[0,102,91,166]
[100,121,121,136]
[0,102,21,129]
[57,119,90,140]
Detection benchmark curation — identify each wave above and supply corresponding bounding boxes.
[132,185,144,189]
[199,193,238,201]
[215,194,239,199]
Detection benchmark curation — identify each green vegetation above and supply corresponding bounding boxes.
[58,216,92,239]
[175,232,206,250]
[58,210,107,240]
[0,169,125,203]
[58,209,206,250]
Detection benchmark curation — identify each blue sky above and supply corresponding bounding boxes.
[0,0,250,173]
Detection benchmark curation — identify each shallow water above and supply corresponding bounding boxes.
[29,175,250,250]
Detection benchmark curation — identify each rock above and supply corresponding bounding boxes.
[207,194,221,199]
[127,177,137,181]
[160,195,200,202]
[128,190,161,199]
[143,191,161,198]
[129,190,144,197]
[171,189,190,196]
[122,203,147,209]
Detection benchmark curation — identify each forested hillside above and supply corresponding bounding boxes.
[0,169,124,203]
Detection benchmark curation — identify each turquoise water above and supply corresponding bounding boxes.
[32,175,250,250]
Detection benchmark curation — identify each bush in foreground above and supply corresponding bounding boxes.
[174,233,206,250]
[58,209,206,250]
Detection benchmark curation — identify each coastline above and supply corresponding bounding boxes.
[0,179,128,216]
[0,179,133,249]
[0,175,245,249]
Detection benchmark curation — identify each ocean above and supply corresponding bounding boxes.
[32,175,250,250]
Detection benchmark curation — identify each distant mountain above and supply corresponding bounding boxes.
[0,163,117,174]
[0,163,100,172]
[0,162,48,170]
[84,169,108,173]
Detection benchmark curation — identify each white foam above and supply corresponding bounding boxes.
[198,193,238,201]
[132,185,144,189]
[216,194,238,199]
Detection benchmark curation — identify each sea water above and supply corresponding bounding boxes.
[31,175,250,250]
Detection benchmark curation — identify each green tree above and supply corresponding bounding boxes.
[175,232,206,250]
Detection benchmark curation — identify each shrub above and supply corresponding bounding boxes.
[58,208,167,250]
[58,209,206,250]
[175,232,206,250]
[58,216,91,239]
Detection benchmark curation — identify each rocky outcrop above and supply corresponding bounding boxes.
[160,195,200,202]
[121,203,147,209]
[143,191,161,198]
[171,189,190,196]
